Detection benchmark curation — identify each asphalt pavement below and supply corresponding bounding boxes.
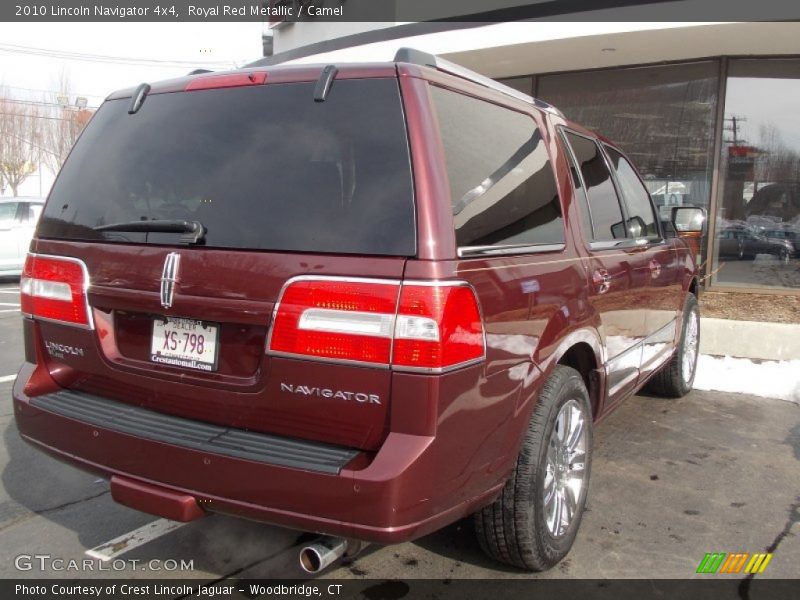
[0,278,798,583]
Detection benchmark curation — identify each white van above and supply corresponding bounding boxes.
[0,197,44,277]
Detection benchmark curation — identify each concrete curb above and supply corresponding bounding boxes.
[700,317,800,361]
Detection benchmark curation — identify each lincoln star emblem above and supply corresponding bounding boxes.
[160,252,181,309]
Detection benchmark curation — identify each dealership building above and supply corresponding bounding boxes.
[262,16,800,296]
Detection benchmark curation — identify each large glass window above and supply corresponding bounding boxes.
[496,76,533,96]
[538,62,718,229]
[430,86,563,250]
[711,59,800,289]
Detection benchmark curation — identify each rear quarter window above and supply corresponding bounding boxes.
[38,78,416,256]
[430,86,564,251]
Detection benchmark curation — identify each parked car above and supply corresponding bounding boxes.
[718,226,793,262]
[12,49,702,573]
[0,197,44,278]
[763,228,798,258]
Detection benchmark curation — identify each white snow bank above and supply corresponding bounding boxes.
[694,355,800,404]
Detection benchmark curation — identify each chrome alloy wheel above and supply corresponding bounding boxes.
[682,308,699,384]
[543,399,588,538]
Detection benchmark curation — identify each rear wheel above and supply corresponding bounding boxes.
[475,365,592,571]
[645,293,699,398]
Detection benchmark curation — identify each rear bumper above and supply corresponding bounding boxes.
[13,362,502,543]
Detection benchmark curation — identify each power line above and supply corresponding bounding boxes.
[0,111,77,122]
[0,98,98,109]
[1,84,104,99]
[0,42,239,68]
[0,41,234,65]
[3,131,58,157]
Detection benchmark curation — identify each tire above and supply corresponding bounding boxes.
[644,293,699,398]
[475,365,593,571]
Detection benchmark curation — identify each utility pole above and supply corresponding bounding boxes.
[723,115,747,146]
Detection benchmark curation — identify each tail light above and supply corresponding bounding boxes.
[393,284,485,370]
[269,278,398,365]
[268,277,485,372]
[20,254,93,329]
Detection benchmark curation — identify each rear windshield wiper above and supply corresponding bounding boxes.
[94,219,206,244]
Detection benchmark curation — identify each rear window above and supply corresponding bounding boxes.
[38,78,416,256]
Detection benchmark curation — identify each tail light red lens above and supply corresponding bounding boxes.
[269,278,399,364]
[268,277,485,372]
[20,254,92,328]
[393,284,485,370]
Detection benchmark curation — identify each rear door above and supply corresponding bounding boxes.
[603,146,682,380]
[32,75,416,451]
[560,130,648,402]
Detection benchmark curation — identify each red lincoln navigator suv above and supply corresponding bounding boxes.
[13,48,703,572]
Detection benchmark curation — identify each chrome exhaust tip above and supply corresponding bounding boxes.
[299,536,348,574]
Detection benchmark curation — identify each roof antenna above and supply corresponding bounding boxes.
[187,68,213,76]
[128,83,150,114]
[314,65,338,102]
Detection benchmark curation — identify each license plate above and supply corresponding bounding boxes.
[150,317,219,372]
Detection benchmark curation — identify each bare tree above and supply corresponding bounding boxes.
[42,73,93,174]
[0,97,42,196]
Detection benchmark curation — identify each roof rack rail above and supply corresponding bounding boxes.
[393,47,563,117]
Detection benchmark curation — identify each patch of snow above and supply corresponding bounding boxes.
[694,355,800,404]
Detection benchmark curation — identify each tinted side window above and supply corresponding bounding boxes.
[16,203,33,224]
[605,147,660,240]
[430,86,563,249]
[564,132,625,242]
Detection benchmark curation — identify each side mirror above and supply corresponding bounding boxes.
[672,206,706,234]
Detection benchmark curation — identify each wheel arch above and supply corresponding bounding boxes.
[543,329,605,420]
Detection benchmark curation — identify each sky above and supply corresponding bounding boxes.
[0,23,265,196]
[725,77,800,151]
[0,23,266,106]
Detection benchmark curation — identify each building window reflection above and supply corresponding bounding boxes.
[712,59,800,289]
[501,57,800,293]
[535,62,718,258]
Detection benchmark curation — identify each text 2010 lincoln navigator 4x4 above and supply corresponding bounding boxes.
[13,48,704,572]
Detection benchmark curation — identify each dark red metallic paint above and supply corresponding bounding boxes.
[13,62,698,544]
[111,475,205,522]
